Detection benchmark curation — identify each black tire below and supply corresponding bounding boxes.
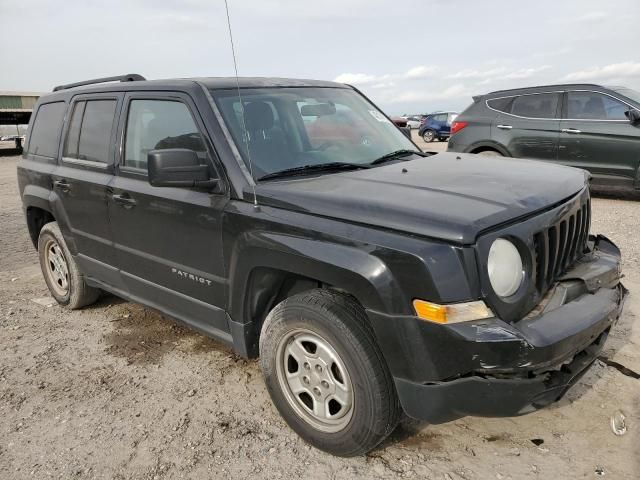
[259,289,400,456]
[38,222,100,309]
[476,149,503,157]
[422,129,435,142]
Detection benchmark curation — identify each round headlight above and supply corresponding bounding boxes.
[488,238,524,297]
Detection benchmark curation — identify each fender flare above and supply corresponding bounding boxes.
[227,231,406,326]
[21,185,78,254]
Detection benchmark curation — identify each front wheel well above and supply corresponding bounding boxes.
[241,268,365,358]
[26,207,55,249]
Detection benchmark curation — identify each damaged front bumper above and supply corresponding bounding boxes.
[368,236,628,423]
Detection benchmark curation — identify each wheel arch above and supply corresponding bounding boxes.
[25,205,55,248]
[467,140,511,156]
[22,185,77,254]
[227,233,401,358]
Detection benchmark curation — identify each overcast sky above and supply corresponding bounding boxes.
[1,0,639,114]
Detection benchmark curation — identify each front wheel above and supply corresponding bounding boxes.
[38,222,100,309]
[422,129,435,142]
[259,289,400,456]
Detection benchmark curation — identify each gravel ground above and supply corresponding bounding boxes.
[1,152,638,479]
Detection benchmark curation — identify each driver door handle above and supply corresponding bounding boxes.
[53,179,71,193]
[111,193,137,208]
[496,124,512,130]
[561,128,581,134]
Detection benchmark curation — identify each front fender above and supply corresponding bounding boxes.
[228,230,405,325]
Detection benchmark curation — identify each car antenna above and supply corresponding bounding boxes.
[224,0,258,209]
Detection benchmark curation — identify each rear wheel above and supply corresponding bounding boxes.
[477,149,503,156]
[259,289,400,456]
[38,222,100,309]
[422,129,435,142]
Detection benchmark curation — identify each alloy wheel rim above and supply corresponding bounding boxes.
[424,131,434,141]
[276,328,354,433]
[44,239,69,296]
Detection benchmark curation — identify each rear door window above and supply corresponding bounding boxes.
[28,102,66,159]
[566,91,629,120]
[63,99,117,163]
[510,93,560,119]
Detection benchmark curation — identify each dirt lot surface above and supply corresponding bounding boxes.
[1,152,638,479]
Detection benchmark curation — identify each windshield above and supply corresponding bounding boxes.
[612,87,640,105]
[211,87,416,180]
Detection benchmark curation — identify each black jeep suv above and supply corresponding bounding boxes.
[447,84,640,193]
[18,74,626,456]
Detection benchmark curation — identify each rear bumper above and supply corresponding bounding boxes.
[367,236,627,423]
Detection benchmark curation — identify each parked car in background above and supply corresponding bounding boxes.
[390,116,412,139]
[418,111,458,142]
[447,84,640,192]
[0,134,26,150]
[405,116,422,129]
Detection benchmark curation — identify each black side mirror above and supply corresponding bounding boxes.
[625,109,640,125]
[148,149,218,188]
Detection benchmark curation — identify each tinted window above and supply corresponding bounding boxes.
[77,100,117,163]
[63,101,85,159]
[486,97,513,113]
[567,91,629,120]
[511,93,560,118]
[28,102,66,158]
[124,100,205,170]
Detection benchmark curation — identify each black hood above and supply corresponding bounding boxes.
[252,152,588,244]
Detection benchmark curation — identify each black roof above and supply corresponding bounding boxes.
[39,76,348,103]
[196,77,345,89]
[50,75,344,93]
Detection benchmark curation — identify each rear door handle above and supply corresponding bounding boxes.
[561,128,581,134]
[112,193,137,208]
[497,124,512,130]
[53,180,71,193]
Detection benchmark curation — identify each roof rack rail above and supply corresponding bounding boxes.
[52,74,146,92]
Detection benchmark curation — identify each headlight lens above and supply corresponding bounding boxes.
[488,238,524,297]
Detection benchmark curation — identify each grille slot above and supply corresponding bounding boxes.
[534,198,590,293]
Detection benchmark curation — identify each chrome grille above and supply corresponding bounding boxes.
[534,197,591,292]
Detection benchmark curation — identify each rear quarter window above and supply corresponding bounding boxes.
[27,102,66,159]
[486,97,514,113]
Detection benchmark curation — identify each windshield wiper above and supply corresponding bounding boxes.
[369,149,426,166]
[258,162,371,181]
